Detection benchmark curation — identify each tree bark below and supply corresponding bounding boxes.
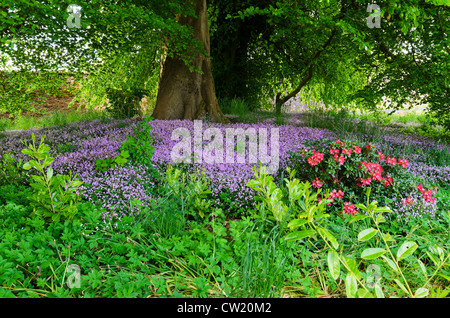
[152,0,226,122]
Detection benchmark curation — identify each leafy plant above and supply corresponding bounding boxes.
[95,150,130,172]
[0,152,28,186]
[105,88,149,119]
[21,133,84,223]
[120,115,157,175]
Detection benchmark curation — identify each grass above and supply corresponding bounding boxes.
[0,108,109,132]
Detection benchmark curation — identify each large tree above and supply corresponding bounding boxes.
[151,0,225,121]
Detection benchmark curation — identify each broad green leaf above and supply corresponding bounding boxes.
[285,229,316,242]
[342,256,361,279]
[381,255,399,273]
[414,288,429,298]
[361,248,387,260]
[381,232,395,242]
[358,228,378,242]
[23,162,32,170]
[46,167,54,180]
[348,214,370,223]
[345,273,358,298]
[42,157,54,168]
[287,218,309,229]
[437,274,450,281]
[397,241,418,261]
[327,250,340,281]
[317,227,339,249]
[394,279,410,295]
[426,251,440,266]
[374,284,385,298]
[417,258,427,279]
[375,214,386,224]
[357,288,374,298]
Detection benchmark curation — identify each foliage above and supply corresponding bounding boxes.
[0,152,27,186]
[95,150,130,172]
[21,133,84,223]
[0,68,71,117]
[288,138,423,211]
[120,115,155,168]
[248,165,450,298]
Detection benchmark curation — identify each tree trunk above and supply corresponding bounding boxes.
[152,0,226,122]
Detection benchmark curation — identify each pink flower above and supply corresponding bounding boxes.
[353,145,362,154]
[312,178,323,189]
[358,177,372,187]
[385,156,397,165]
[343,202,358,216]
[398,159,409,168]
[378,152,385,161]
[307,150,324,167]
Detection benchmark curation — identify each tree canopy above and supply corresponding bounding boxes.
[0,0,449,128]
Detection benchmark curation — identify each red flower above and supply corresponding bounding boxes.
[343,202,358,216]
[353,145,362,154]
[329,148,339,155]
[398,159,409,168]
[378,152,385,161]
[312,177,323,189]
[358,177,372,187]
[342,148,352,156]
[385,156,397,165]
[307,149,324,167]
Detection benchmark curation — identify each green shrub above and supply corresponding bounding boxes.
[0,152,28,186]
[105,88,148,119]
[21,133,84,223]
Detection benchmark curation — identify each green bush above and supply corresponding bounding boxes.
[21,133,84,223]
[105,88,148,119]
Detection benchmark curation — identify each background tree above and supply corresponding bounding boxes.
[1,0,449,129]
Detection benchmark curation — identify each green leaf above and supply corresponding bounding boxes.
[285,229,316,242]
[358,228,378,242]
[397,241,418,261]
[46,167,53,180]
[375,214,386,224]
[42,157,54,168]
[417,258,427,279]
[414,288,429,298]
[426,251,440,266]
[287,218,309,229]
[374,284,385,298]
[357,288,374,298]
[342,256,361,279]
[348,214,370,223]
[381,255,399,273]
[345,273,358,298]
[437,274,450,281]
[327,250,340,281]
[317,227,339,249]
[361,248,387,260]
[394,279,409,295]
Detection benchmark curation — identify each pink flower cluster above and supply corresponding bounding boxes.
[343,202,358,216]
[312,177,323,189]
[307,149,325,167]
[417,184,438,203]
[378,152,409,168]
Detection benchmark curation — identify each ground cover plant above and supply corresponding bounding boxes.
[0,112,449,299]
